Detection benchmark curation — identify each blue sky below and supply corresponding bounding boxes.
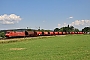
[0,0,90,30]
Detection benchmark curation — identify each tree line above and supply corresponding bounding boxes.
[54,25,90,32]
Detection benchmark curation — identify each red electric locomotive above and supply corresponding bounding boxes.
[5,31,25,38]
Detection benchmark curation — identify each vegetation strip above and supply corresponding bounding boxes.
[0,36,55,44]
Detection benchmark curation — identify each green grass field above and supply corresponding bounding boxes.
[0,35,90,60]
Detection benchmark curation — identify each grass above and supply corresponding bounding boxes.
[0,35,90,60]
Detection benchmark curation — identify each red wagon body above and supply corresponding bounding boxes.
[59,32,63,35]
[54,32,59,35]
[49,32,54,35]
[36,31,42,36]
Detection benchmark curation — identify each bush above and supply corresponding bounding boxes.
[0,32,5,38]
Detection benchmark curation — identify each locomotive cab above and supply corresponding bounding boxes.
[5,31,13,38]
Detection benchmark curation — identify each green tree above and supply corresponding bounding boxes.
[59,28,63,32]
[74,28,79,32]
[82,27,90,32]
[54,28,60,32]
[57,25,79,32]
[0,32,5,38]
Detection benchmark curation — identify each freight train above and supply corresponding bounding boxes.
[5,30,84,38]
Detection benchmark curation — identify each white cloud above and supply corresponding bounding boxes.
[58,24,61,27]
[70,20,90,26]
[2,20,14,24]
[0,14,22,24]
[58,20,90,29]
[67,16,73,19]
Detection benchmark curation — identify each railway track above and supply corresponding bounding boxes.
[0,36,55,44]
